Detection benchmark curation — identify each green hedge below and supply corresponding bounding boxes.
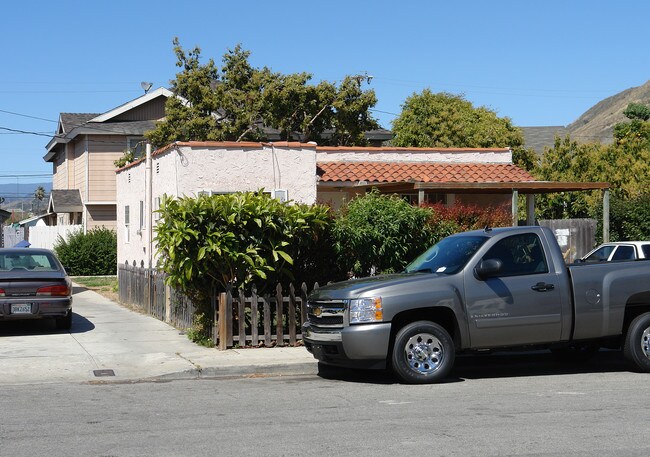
[54,227,117,276]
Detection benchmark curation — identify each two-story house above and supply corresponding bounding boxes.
[43,88,172,230]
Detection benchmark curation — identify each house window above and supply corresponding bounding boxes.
[197,190,233,197]
[124,205,130,243]
[399,193,419,205]
[139,201,145,232]
[154,197,161,222]
[128,137,146,160]
[426,193,446,205]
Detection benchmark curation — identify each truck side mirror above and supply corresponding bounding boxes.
[475,258,503,279]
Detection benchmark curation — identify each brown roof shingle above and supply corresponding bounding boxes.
[317,162,534,183]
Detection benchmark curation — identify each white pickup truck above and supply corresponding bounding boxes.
[580,241,650,262]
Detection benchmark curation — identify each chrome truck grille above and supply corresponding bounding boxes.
[306,300,346,328]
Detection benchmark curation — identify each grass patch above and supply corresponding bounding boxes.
[73,276,118,292]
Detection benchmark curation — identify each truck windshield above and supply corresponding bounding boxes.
[404,235,488,275]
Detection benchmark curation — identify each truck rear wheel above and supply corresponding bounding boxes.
[623,312,650,372]
[391,321,455,384]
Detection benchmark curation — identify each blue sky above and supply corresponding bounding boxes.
[2,0,649,189]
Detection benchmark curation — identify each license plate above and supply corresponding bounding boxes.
[11,304,32,314]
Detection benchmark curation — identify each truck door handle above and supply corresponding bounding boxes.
[531,282,555,292]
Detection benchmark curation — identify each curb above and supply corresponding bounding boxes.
[142,361,320,382]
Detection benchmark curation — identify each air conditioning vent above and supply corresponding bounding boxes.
[272,189,288,202]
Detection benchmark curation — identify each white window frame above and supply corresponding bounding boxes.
[139,200,145,234]
[124,205,130,243]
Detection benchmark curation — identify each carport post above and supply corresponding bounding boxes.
[526,194,535,225]
[511,189,519,226]
[603,189,610,243]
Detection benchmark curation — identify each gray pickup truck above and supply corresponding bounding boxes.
[303,226,650,383]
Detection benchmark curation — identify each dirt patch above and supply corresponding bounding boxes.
[82,286,120,303]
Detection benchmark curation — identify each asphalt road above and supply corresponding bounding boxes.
[1,352,649,457]
[2,287,649,456]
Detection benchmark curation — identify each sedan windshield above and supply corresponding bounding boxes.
[405,235,488,275]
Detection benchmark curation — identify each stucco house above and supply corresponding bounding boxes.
[43,88,172,231]
[116,141,548,267]
[44,88,394,233]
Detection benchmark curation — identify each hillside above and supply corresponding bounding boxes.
[521,79,650,152]
[566,79,650,144]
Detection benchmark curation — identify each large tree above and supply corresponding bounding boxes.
[147,39,379,147]
[391,90,524,149]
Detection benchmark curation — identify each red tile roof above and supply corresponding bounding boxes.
[317,161,534,183]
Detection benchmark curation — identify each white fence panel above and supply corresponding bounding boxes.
[28,225,82,250]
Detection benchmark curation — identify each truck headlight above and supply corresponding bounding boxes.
[349,297,383,323]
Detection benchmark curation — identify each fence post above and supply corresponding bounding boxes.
[288,283,297,346]
[300,282,311,325]
[218,292,228,350]
[165,283,172,324]
[146,268,152,315]
[263,294,272,348]
[211,287,218,347]
[251,285,259,347]
[275,283,284,347]
[237,287,246,347]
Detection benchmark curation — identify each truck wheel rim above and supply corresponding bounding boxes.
[404,332,443,375]
[642,327,650,360]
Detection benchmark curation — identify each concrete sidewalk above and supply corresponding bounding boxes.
[0,286,317,385]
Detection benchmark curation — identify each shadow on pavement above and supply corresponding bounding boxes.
[0,312,95,336]
[452,349,630,380]
[73,285,88,294]
[317,350,632,385]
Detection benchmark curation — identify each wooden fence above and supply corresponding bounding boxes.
[118,263,197,333]
[117,263,317,349]
[216,283,314,350]
[539,218,597,263]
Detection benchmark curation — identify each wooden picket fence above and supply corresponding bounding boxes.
[216,283,316,350]
[117,263,318,349]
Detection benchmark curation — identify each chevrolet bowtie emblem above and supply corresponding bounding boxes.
[313,307,322,317]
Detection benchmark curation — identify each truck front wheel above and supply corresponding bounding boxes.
[624,312,650,372]
[391,321,455,384]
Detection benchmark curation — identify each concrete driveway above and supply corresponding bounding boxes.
[0,286,316,385]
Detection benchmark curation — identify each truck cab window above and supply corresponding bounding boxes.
[482,233,548,276]
[612,245,635,261]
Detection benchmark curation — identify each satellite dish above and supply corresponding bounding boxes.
[140,82,153,94]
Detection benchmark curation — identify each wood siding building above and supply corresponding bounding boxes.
[43,88,172,231]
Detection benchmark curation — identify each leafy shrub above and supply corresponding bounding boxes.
[594,194,650,242]
[154,191,334,342]
[332,190,437,276]
[155,191,333,294]
[54,227,117,276]
[423,202,511,232]
[332,193,513,277]
[113,150,135,168]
